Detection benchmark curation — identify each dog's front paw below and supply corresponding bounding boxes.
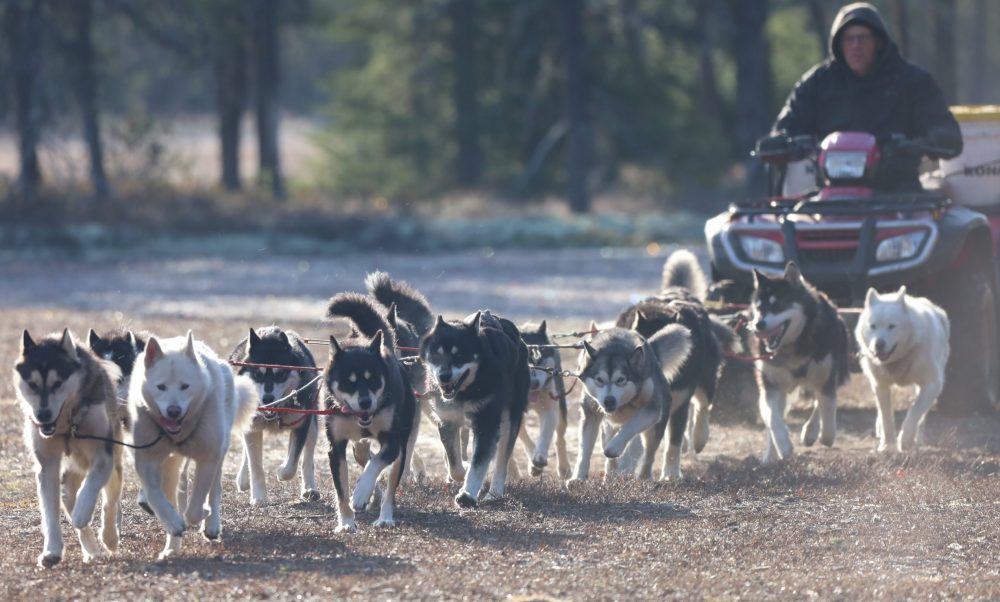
[276,464,296,482]
[162,513,187,537]
[603,442,625,459]
[81,547,108,564]
[236,468,250,491]
[800,420,819,447]
[448,468,466,484]
[301,489,321,502]
[373,517,396,528]
[37,551,61,568]
[454,491,477,508]
[184,506,208,527]
[249,492,269,507]
[897,431,917,452]
[335,520,357,534]
[156,548,177,561]
[202,524,221,541]
[71,505,95,530]
[877,441,895,454]
[482,490,503,503]
[350,493,369,513]
[565,476,587,490]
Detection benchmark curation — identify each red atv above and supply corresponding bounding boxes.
[705,129,1000,413]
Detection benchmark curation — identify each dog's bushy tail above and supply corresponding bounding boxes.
[327,292,398,352]
[365,271,434,336]
[648,323,693,382]
[232,373,259,435]
[661,249,707,300]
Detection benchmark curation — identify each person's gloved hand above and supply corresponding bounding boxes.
[875,135,923,190]
[754,132,791,160]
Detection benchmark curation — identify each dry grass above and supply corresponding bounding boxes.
[2,308,1000,600]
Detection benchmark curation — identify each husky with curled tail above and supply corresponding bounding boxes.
[617,249,737,478]
[14,329,125,568]
[364,270,436,481]
[325,293,419,531]
[129,331,257,560]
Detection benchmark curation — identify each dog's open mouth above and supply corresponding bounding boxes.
[158,416,185,435]
[438,371,469,400]
[38,422,57,437]
[875,343,897,362]
[758,320,789,352]
[259,410,279,422]
[356,412,373,427]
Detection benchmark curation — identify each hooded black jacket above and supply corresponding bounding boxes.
[772,2,962,191]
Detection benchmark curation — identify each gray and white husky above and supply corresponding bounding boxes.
[517,320,570,479]
[14,329,125,567]
[751,262,850,464]
[856,286,950,452]
[230,327,321,504]
[568,325,691,483]
[128,331,257,559]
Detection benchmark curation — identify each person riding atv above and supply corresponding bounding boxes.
[766,2,962,192]
[705,3,1000,413]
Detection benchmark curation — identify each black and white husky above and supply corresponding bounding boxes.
[14,329,125,567]
[230,327,321,504]
[569,325,691,482]
[88,328,145,402]
[751,262,850,463]
[364,270,436,480]
[420,310,530,507]
[324,293,420,531]
[517,320,570,478]
[616,250,737,478]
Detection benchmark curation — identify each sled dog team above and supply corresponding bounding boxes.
[13,253,950,567]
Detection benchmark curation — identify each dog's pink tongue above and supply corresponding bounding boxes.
[159,416,181,431]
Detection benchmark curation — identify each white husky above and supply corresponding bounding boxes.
[128,331,256,560]
[855,286,950,452]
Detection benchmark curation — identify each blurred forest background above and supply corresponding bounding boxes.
[0,0,997,231]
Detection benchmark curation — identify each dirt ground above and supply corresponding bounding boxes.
[1,249,999,600]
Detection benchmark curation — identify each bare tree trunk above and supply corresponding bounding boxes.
[695,0,725,125]
[562,0,592,214]
[5,0,44,200]
[448,0,483,187]
[250,0,284,200]
[731,0,771,194]
[931,0,957,104]
[215,11,246,191]
[803,0,827,56]
[891,0,909,58]
[71,0,110,199]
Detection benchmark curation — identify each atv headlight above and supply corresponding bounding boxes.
[875,231,927,262]
[739,236,784,263]
[823,151,868,180]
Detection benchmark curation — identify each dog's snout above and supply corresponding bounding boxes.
[754,319,767,332]
[873,339,885,354]
[358,396,372,410]
[261,394,275,404]
[603,396,617,408]
[35,408,52,423]
[166,405,182,419]
[438,370,453,384]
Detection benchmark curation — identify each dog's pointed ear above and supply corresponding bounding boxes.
[88,328,101,349]
[328,336,342,360]
[60,329,79,361]
[184,330,197,360]
[434,315,447,332]
[865,287,878,307]
[277,329,289,346]
[783,262,803,287]
[752,269,763,288]
[471,311,484,332]
[582,340,597,358]
[127,330,138,351]
[144,336,162,368]
[386,303,399,329]
[897,285,908,302]
[538,320,547,336]
[630,310,646,332]
[248,328,260,348]
[630,344,645,373]
[368,329,385,354]
[21,329,36,353]
[588,320,599,337]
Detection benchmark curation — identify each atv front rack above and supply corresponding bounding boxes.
[730,192,951,219]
